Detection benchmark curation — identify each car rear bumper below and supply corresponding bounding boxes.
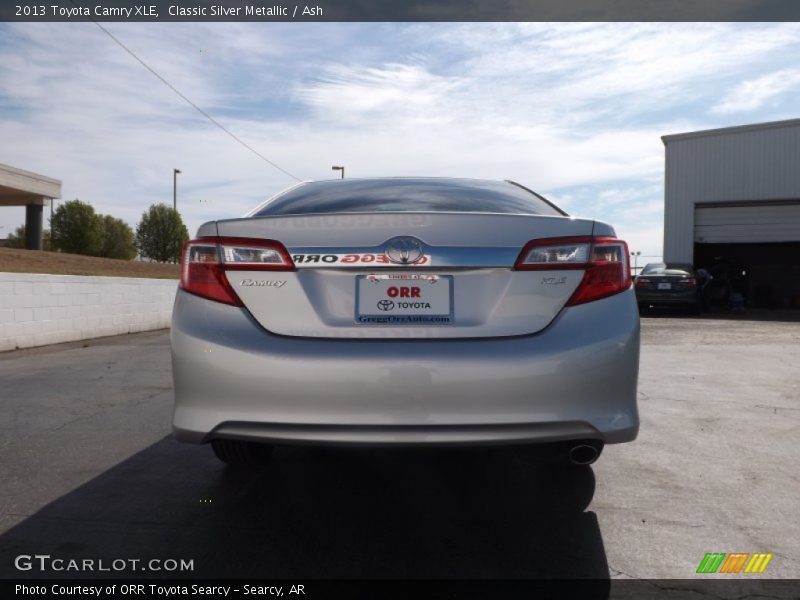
[636,289,698,305]
[171,288,640,446]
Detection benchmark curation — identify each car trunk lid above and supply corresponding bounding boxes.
[214,212,597,339]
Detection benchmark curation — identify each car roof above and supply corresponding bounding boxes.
[297,176,520,186]
[642,262,694,271]
[296,175,524,190]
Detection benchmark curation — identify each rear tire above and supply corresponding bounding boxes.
[210,439,274,467]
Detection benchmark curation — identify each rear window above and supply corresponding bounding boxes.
[641,263,693,276]
[253,178,565,217]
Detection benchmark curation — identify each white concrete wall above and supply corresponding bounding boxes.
[0,273,177,352]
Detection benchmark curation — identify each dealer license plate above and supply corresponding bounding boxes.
[658,282,672,290]
[356,274,453,324]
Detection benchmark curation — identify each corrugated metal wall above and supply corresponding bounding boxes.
[663,120,800,263]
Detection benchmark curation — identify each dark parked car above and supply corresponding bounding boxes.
[634,263,708,312]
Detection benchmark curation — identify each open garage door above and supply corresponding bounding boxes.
[695,202,800,309]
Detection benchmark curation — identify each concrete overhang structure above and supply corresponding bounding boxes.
[0,163,62,250]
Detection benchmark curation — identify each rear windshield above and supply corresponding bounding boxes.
[253,178,565,217]
[641,263,693,276]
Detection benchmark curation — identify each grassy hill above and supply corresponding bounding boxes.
[0,247,179,279]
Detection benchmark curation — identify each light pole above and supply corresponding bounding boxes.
[331,165,344,179]
[631,251,641,274]
[173,168,182,211]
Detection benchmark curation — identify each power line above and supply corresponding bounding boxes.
[83,16,302,182]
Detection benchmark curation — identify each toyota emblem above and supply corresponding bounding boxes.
[384,236,425,265]
[377,300,395,311]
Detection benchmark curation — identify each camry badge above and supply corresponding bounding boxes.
[239,279,287,288]
[384,236,425,265]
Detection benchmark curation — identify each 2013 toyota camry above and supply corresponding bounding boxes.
[171,178,639,467]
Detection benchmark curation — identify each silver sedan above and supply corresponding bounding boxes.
[171,178,639,467]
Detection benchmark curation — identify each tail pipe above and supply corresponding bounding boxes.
[568,443,601,465]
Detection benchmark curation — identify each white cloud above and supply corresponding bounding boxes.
[419,23,800,126]
[1,21,799,253]
[298,62,462,122]
[617,223,664,266]
[712,68,800,114]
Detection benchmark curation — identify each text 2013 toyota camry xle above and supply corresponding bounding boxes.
[171,178,639,467]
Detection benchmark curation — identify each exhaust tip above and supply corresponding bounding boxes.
[568,444,599,465]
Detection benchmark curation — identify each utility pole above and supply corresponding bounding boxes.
[631,251,641,274]
[173,168,182,211]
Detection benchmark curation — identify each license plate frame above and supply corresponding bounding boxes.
[355,273,454,325]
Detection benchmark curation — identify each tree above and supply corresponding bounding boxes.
[135,204,189,263]
[4,225,52,251]
[50,199,103,255]
[98,215,137,260]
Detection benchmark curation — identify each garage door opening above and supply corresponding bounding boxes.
[694,242,800,309]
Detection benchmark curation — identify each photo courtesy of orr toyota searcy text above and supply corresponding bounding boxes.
[14,584,300,597]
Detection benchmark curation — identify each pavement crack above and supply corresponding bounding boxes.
[608,565,637,579]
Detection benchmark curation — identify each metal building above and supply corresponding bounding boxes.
[662,119,800,309]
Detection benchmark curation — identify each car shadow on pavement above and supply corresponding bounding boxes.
[0,436,609,584]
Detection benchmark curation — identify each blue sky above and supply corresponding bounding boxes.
[2,22,800,260]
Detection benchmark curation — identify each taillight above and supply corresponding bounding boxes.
[635,277,651,288]
[680,278,697,287]
[180,237,294,305]
[515,236,631,306]
[515,236,592,270]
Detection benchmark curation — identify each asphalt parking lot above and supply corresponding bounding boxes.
[0,317,798,580]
